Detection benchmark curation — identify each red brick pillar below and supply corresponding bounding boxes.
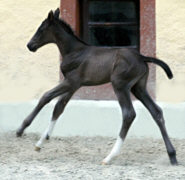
[59,0,80,81]
[140,0,156,98]
[60,0,80,34]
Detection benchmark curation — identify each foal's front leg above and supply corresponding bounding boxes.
[16,80,72,137]
[35,91,75,150]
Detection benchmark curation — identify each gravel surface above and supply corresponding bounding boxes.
[0,132,185,180]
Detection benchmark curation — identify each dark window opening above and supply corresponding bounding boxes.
[80,0,139,49]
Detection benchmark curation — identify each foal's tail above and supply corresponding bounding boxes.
[144,57,173,79]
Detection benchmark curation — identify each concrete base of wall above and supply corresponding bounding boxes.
[0,100,184,139]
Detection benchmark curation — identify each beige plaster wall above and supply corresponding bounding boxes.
[156,0,185,102]
[0,0,60,102]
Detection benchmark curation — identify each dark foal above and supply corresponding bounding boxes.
[16,9,177,165]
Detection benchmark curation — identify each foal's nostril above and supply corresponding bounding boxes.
[27,43,37,52]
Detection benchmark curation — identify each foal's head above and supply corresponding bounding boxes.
[27,8,60,52]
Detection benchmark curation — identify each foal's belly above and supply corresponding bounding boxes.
[81,72,111,86]
[80,57,114,86]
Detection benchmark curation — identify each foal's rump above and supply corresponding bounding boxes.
[117,48,173,80]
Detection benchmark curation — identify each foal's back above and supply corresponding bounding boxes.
[77,46,146,86]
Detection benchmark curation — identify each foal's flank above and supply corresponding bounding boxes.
[16,8,177,165]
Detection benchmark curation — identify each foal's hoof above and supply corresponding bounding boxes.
[16,129,23,137]
[101,159,109,165]
[35,146,41,152]
[101,161,108,165]
[170,156,178,166]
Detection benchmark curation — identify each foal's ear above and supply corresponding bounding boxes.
[54,8,60,19]
[48,10,54,21]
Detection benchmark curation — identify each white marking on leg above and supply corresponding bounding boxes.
[47,120,56,137]
[35,120,56,148]
[102,136,124,164]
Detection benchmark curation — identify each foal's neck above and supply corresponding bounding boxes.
[53,24,86,57]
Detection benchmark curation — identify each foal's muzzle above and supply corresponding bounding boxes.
[27,42,37,52]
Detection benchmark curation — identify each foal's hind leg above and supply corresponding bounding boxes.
[16,80,72,137]
[103,86,136,164]
[131,76,177,165]
[35,91,75,150]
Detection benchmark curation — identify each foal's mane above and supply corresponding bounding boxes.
[57,18,88,45]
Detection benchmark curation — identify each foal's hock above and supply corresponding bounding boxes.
[17,8,177,165]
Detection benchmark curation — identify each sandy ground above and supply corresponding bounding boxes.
[0,132,185,180]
